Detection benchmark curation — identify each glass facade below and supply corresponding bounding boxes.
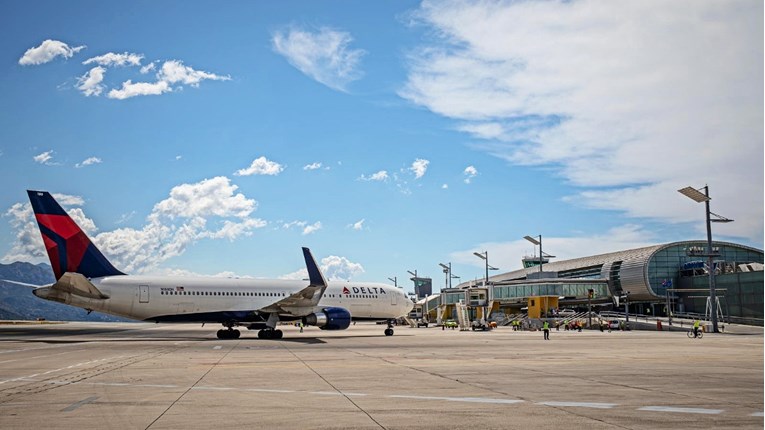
[492,282,609,301]
[647,242,764,297]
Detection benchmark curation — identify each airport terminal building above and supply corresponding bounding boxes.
[420,241,763,325]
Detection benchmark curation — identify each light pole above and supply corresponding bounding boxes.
[678,185,733,333]
[387,277,397,288]
[524,235,555,274]
[473,251,498,286]
[438,263,452,289]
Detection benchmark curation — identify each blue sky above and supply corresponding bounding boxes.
[1,0,762,292]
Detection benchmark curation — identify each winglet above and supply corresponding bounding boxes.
[302,247,327,287]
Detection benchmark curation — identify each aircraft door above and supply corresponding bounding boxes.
[139,285,149,303]
[391,291,397,306]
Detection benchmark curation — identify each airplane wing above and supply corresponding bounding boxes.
[259,247,328,316]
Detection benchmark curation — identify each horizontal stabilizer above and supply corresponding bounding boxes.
[51,272,109,300]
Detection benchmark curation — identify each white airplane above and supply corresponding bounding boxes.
[22,190,413,339]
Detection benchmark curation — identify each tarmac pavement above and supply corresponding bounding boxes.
[0,322,762,429]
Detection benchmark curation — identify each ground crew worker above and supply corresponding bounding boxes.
[543,320,550,340]
[693,319,700,338]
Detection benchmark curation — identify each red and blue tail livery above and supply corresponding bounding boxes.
[27,190,124,280]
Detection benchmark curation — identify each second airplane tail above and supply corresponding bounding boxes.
[27,190,125,280]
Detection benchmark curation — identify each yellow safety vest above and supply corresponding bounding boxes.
[543,322,549,330]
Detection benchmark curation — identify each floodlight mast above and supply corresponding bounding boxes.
[473,251,491,286]
[678,185,733,333]
[438,263,452,289]
[524,235,544,274]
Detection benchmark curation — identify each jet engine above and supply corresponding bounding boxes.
[304,307,352,330]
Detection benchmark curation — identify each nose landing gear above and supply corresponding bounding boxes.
[384,319,394,336]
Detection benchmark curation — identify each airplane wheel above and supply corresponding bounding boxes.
[384,328,394,336]
[274,329,283,339]
[234,330,241,339]
[216,330,225,339]
[258,330,267,339]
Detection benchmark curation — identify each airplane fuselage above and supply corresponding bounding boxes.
[34,275,410,323]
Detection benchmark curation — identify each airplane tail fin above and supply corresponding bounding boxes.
[27,190,125,280]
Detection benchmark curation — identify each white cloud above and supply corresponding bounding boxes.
[83,52,143,67]
[75,156,102,168]
[140,62,156,74]
[280,220,322,235]
[303,162,323,171]
[77,67,106,96]
[3,178,267,273]
[442,184,449,189]
[18,39,85,65]
[107,60,229,99]
[359,170,389,182]
[33,150,56,165]
[234,156,285,176]
[279,255,365,282]
[403,0,763,240]
[302,221,322,235]
[107,80,170,99]
[350,219,365,231]
[463,165,477,183]
[272,26,365,91]
[157,60,231,87]
[410,158,430,179]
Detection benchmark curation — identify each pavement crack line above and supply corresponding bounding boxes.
[145,340,239,430]
[280,343,387,430]
[0,348,178,403]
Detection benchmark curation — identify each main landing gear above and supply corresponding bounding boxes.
[384,319,395,336]
[257,329,283,339]
[217,322,241,339]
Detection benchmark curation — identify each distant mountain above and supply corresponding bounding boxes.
[0,262,128,322]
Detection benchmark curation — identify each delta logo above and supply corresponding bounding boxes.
[342,286,386,295]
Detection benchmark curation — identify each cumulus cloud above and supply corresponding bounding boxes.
[83,52,143,67]
[106,60,229,99]
[2,177,267,273]
[280,255,365,281]
[402,0,763,240]
[359,170,389,182]
[234,156,285,176]
[18,39,85,65]
[107,80,170,99]
[303,162,323,171]
[410,158,430,179]
[75,156,102,168]
[463,165,477,183]
[272,26,365,91]
[77,67,106,96]
[157,60,231,87]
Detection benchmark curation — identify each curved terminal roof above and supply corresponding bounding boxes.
[457,241,763,301]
